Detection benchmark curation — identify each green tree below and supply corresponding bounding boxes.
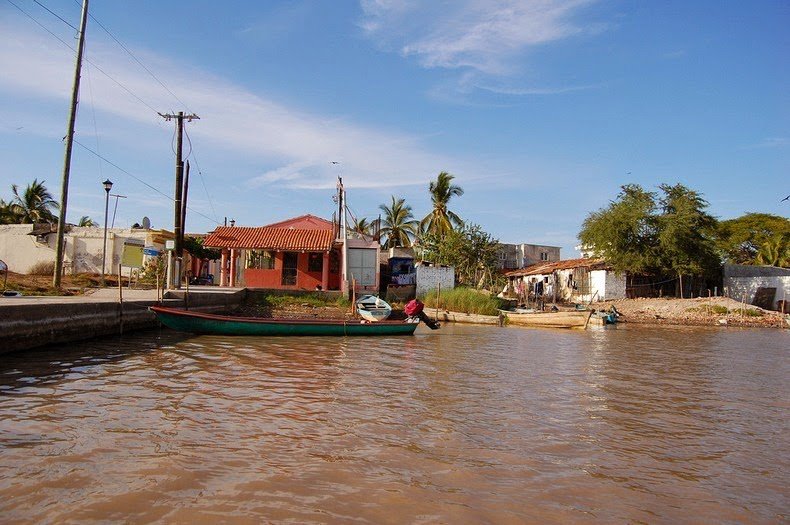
[184,236,221,262]
[656,183,720,292]
[578,184,659,274]
[77,216,97,227]
[715,213,790,265]
[378,196,418,248]
[421,171,464,236]
[755,235,790,267]
[10,179,58,224]
[419,223,500,287]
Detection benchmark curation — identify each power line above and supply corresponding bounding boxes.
[83,7,194,113]
[6,0,161,115]
[31,0,77,30]
[183,126,219,224]
[73,138,220,225]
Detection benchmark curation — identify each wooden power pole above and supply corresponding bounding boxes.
[159,111,199,289]
[53,0,90,288]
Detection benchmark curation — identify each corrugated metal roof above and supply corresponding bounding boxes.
[505,257,609,277]
[203,226,335,251]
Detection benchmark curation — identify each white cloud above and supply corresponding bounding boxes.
[0,16,457,192]
[360,0,596,75]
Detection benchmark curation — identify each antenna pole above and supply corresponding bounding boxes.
[53,0,90,288]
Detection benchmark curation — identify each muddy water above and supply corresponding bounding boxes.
[0,324,787,523]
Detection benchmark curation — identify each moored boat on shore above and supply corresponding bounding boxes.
[501,309,593,329]
[150,306,420,336]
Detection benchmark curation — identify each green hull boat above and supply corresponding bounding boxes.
[150,306,420,336]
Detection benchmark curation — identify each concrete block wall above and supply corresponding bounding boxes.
[416,265,455,297]
[724,276,790,310]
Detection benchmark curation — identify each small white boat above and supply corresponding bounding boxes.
[356,295,392,322]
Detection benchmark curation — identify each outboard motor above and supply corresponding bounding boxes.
[405,299,440,330]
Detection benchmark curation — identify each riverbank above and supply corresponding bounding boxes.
[591,296,788,328]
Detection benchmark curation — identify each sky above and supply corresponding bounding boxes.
[0,0,788,257]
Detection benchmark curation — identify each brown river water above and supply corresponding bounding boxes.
[0,324,787,524]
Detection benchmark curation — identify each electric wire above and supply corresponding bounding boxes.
[84,57,104,180]
[31,0,76,30]
[6,0,161,115]
[82,5,195,114]
[182,126,219,223]
[73,139,220,225]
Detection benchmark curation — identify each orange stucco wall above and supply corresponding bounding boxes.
[244,251,338,290]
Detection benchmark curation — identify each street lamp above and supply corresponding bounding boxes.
[100,179,113,286]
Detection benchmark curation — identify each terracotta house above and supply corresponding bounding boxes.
[203,214,379,292]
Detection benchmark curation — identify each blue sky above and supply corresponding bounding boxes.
[0,0,787,256]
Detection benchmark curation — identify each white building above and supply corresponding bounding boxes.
[0,224,173,275]
[724,264,790,311]
[497,243,561,270]
[504,258,626,303]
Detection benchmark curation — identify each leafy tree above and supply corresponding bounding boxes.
[10,179,59,223]
[378,196,418,248]
[579,183,722,295]
[421,171,464,236]
[184,236,221,261]
[78,216,97,227]
[578,184,659,274]
[715,213,790,265]
[419,223,500,287]
[656,183,720,290]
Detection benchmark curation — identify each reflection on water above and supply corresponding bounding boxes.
[0,325,787,523]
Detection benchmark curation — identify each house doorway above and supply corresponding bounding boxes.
[282,252,298,286]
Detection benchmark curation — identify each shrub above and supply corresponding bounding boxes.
[733,308,763,317]
[28,260,55,275]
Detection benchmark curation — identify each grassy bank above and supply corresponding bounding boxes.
[420,286,506,316]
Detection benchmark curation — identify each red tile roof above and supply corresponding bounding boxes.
[505,257,609,277]
[203,226,335,251]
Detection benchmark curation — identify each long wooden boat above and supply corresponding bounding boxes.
[501,309,593,329]
[150,306,419,336]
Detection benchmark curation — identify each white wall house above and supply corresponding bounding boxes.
[723,264,790,311]
[0,224,173,275]
[504,258,626,303]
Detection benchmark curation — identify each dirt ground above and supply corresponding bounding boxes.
[1,271,130,296]
[591,296,789,328]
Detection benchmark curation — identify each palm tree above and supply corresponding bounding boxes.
[78,216,98,227]
[379,196,418,248]
[10,179,59,224]
[351,217,371,236]
[421,171,464,236]
[0,199,22,224]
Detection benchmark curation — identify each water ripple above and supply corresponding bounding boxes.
[0,325,787,523]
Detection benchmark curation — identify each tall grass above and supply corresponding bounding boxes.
[420,286,506,316]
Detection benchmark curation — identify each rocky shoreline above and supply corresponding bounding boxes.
[591,297,789,329]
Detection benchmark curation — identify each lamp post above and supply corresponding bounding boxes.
[100,179,113,286]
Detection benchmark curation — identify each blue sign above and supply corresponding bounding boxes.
[143,247,160,256]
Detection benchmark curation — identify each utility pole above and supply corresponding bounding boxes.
[159,111,199,289]
[53,0,90,288]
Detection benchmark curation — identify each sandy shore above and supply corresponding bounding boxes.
[591,296,788,329]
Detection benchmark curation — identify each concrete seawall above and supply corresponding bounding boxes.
[0,288,246,354]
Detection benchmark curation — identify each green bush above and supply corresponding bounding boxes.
[419,286,506,316]
[733,308,764,317]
